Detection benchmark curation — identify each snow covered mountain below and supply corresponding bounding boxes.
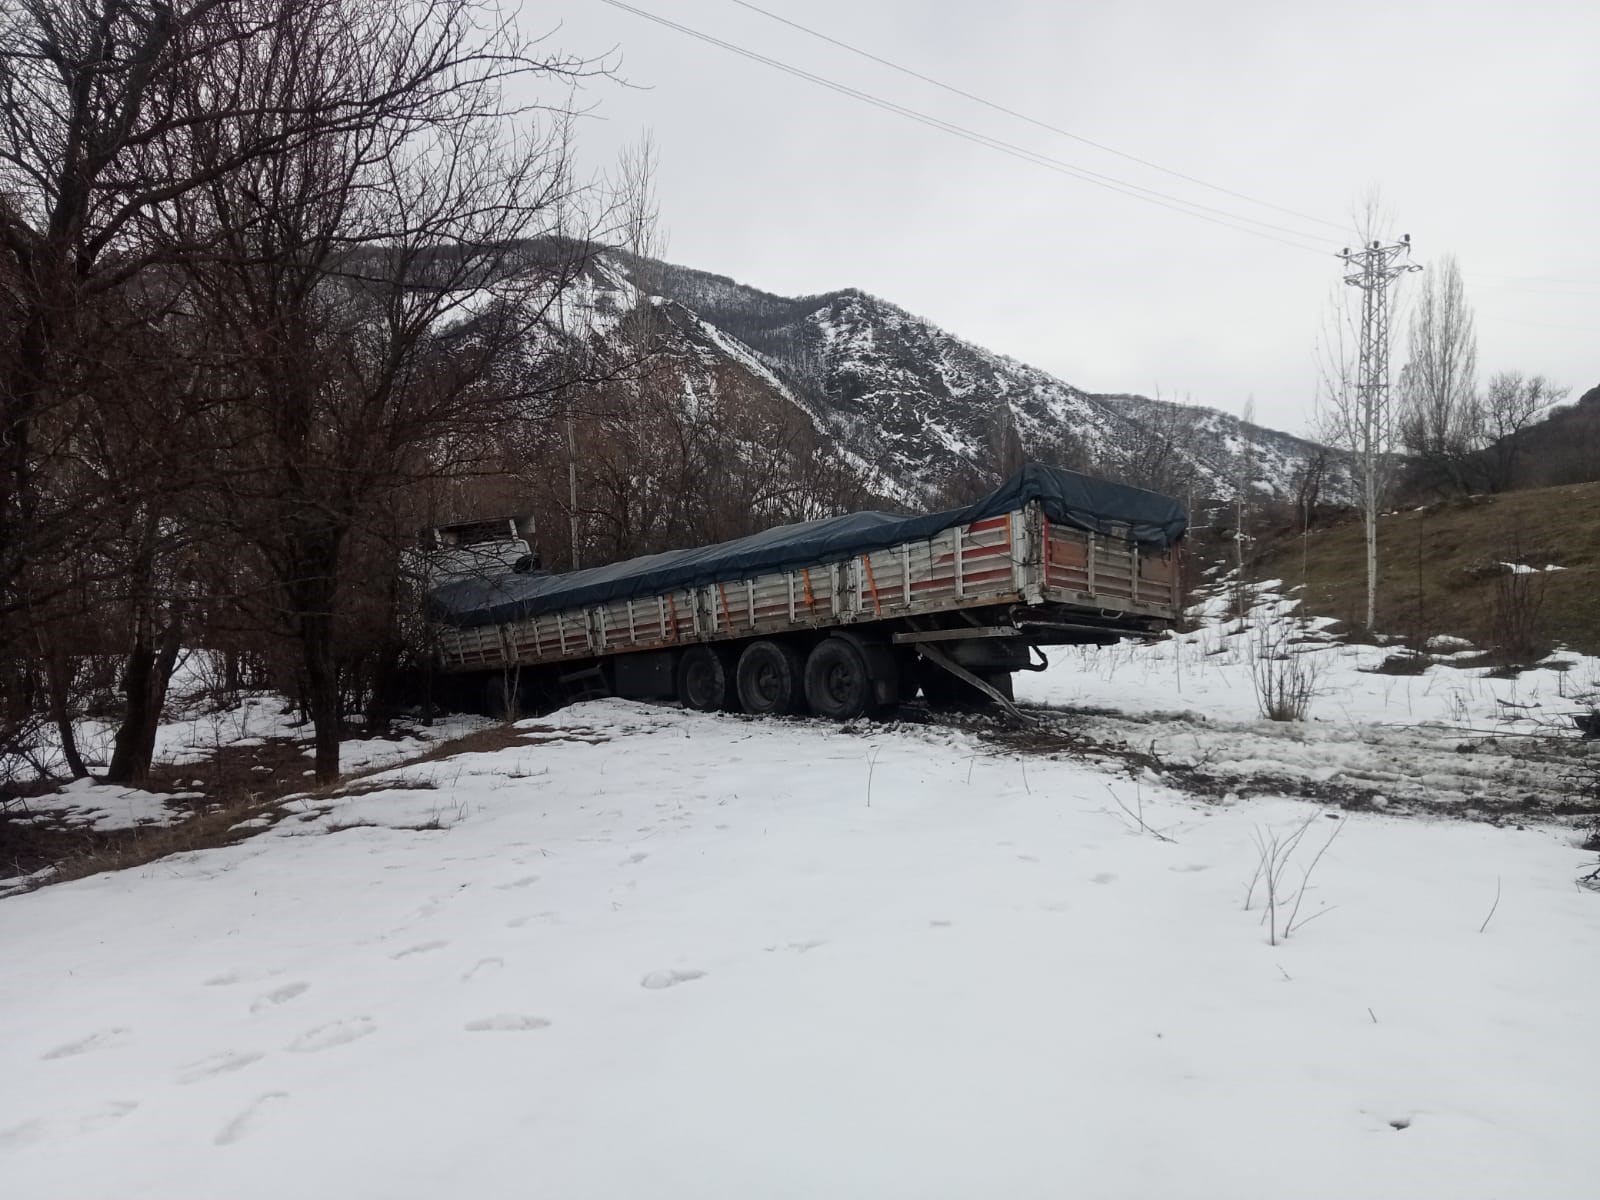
[575,250,1342,507]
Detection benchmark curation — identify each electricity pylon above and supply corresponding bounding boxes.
[1338,236,1421,629]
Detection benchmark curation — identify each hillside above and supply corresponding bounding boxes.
[1253,481,1600,656]
[589,251,1346,506]
[1493,382,1600,490]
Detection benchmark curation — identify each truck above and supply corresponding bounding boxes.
[424,463,1187,720]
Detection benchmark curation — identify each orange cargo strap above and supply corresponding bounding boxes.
[861,554,883,616]
[666,592,679,641]
[716,581,732,629]
[801,568,816,612]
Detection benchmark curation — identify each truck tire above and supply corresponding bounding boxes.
[736,639,806,716]
[675,645,735,712]
[804,634,898,720]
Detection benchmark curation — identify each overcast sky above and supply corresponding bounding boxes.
[535,0,1597,436]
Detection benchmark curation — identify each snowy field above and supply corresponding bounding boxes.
[5,683,1599,1198]
[1018,583,1600,816]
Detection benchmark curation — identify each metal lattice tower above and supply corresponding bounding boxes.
[1338,236,1421,627]
[1339,237,1421,493]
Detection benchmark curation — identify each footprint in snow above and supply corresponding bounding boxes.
[464,1014,551,1032]
[0,1118,47,1150]
[620,852,649,866]
[204,967,280,987]
[250,982,309,1012]
[390,940,448,960]
[1091,872,1117,885]
[214,1092,289,1146]
[640,968,706,990]
[287,1017,375,1053]
[177,1051,264,1084]
[495,875,540,890]
[40,1027,130,1061]
[506,912,556,928]
[1171,863,1212,874]
[461,957,504,982]
[78,1100,139,1134]
[1015,853,1039,863]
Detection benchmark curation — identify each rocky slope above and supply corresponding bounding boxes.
[576,250,1344,507]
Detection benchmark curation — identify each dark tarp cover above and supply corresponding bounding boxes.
[428,463,1186,629]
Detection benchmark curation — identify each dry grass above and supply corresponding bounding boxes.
[1254,482,1600,655]
[36,791,287,886]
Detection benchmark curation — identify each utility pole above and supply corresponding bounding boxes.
[566,399,581,571]
[553,185,582,573]
[1338,236,1420,630]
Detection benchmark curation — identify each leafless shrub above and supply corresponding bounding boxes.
[1483,569,1549,667]
[1244,813,1343,945]
[1251,621,1321,721]
[1105,781,1176,842]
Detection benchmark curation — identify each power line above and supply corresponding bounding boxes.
[598,1,1336,258]
[731,0,1347,236]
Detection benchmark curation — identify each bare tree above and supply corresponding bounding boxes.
[1480,371,1566,492]
[1399,254,1480,494]
[154,0,607,782]
[1290,445,1329,585]
[1111,391,1202,498]
[985,402,1027,481]
[2,1,618,786]
[0,0,522,649]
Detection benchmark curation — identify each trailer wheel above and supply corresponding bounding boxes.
[736,640,806,715]
[803,635,879,720]
[675,645,735,712]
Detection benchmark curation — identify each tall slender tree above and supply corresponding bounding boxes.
[1399,254,1479,493]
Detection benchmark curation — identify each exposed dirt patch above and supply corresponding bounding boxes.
[1,721,531,894]
[927,703,1600,829]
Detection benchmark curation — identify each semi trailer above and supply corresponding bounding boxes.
[425,463,1187,720]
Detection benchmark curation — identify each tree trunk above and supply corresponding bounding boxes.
[44,647,88,780]
[106,611,155,784]
[303,610,341,784]
[127,603,187,782]
[1364,508,1378,632]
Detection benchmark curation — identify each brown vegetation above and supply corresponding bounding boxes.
[1251,482,1600,656]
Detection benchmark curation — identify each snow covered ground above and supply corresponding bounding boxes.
[1021,581,1599,730]
[5,693,1598,1198]
[1017,582,1600,816]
